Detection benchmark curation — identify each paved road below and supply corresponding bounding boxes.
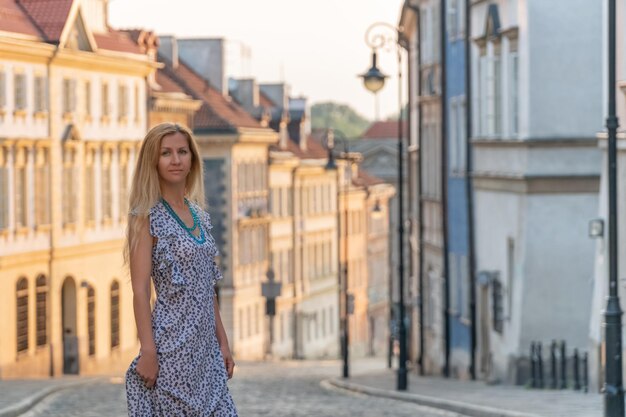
[18,360,462,417]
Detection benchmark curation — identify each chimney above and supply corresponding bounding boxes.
[177,39,227,95]
[158,35,178,68]
[229,78,259,113]
[288,97,309,150]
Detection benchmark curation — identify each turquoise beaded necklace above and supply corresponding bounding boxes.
[161,198,206,244]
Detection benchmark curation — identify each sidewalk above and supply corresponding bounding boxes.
[0,376,103,417]
[327,368,603,417]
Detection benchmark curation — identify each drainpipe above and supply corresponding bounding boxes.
[465,0,477,381]
[441,0,451,378]
[291,166,299,359]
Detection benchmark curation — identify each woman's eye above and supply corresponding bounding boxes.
[179,149,188,155]
[161,151,170,156]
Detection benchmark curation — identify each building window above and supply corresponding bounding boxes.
[119,147,129,218]
[110,280,120,349]
[36,275,48,347]
[87,285,96,356]
[492,275,504,333]
[35,146,51,226]
[0,147,8,230]
[62,79,76,114]
[0,70,6,108]
[16,277,28,353]
[134,84,140,122]
[14,147,28,228]
[62,144,78,225]
[509,41,519,137]
[507,237,515,319]
[102,148,112,221]
[34,76,47,113]
[118,84,128,121]
[85,147,97,224]
[85,81,92,118]
[101,82,110,118]
[14,73,26,110]
[493,50,502,136]
[447,0,458,38]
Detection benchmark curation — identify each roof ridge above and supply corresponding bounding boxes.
[157,54,235,130]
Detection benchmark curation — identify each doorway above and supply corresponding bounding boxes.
[62,277,79,374]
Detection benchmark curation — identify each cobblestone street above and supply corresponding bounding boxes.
[16,360,459,417]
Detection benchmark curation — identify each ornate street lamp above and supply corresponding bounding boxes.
[359,21,408,391]
[604,1,624,415]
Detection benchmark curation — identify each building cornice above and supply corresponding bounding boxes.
[472,174,599,194]
[0,37,55,63]
[236,127,280,144]
[51,49,158,76]
[150,94,202,113]
[471,137,598,148]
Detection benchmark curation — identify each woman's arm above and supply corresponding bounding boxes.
[130,217,158,387]
[214,295,235,379]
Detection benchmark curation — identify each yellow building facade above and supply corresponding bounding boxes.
[0,0,157,378]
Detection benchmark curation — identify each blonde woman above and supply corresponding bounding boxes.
[124,123,237,416]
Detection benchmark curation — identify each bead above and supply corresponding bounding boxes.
[160,198,206,244]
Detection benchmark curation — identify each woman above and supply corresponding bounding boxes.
[124,123,237,416]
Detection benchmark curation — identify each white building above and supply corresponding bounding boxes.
[589,0,626,393]
[471,0,602,383]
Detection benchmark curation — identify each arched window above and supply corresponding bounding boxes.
[87,285,96,356]
[35,275,48,346]
[110,281,120,349]
[16,278,28,353]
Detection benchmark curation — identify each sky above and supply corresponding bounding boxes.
[108,0,406,122]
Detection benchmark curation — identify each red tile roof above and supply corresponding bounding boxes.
[354,169,385,186]
[270,136,329,160]
[156,70,186,94]
[361,120,406,139]
[0,0,42,37]
[1,1,145,56]
[93,30,143,54]
[259,91,275,108]
[159,56,263,131]
[16,0,73,42]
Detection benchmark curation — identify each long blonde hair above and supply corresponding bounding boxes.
[124,123,205,265]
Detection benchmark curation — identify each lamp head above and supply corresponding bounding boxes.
[359,51,388,93]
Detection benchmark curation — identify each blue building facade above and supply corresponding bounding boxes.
[444,0,472,377]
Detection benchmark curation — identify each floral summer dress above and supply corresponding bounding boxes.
[125,200,238,417]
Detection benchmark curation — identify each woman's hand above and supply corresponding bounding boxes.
[221,345,235,379]
[136,349,159,388]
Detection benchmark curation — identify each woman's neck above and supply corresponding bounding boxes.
[160,185,186,209]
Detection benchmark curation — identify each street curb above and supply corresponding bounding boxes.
[0,379,100,417]
[325,378,543,417]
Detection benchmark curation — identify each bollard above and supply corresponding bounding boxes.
[530,342,536,388]
[582,352,588,393]
[550,340,557,389]
[573,348,581,390]
[537,342,544,388]
[560,340,567,389]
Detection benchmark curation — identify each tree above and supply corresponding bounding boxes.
[311,102,371,139]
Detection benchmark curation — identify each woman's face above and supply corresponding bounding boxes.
[157,132,193,187]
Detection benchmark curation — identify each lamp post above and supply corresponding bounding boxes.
[262,255,281,359]
[359,22,408,391]
[324,128,354,379]
[604,0,624,415]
